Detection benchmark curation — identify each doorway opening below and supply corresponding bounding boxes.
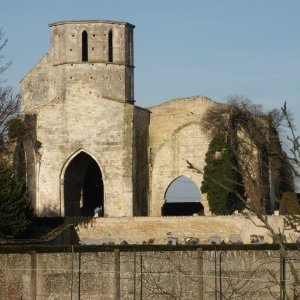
[64,152,103,216]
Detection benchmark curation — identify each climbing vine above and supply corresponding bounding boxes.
[201,133,244,215]
[7,118,26,139]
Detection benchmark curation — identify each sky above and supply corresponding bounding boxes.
[1,1,299,110]
[165,176,200,203]
[1,0,300,194]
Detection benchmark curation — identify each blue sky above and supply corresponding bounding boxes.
[165,176,200,203]
[1,0,300,127]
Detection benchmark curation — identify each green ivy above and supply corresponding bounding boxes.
[201,133,244,215]
[8,118,26,139]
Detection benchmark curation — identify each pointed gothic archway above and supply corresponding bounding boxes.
[62,151,104,217]
[162,175,203,216]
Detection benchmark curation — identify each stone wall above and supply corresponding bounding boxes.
[21,97,136,217]
[0,247,297,299]
[76,215,299,245]
[148,96,218,216]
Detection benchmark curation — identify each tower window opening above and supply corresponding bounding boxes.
[82,30,88,62]
[108,30,113,62]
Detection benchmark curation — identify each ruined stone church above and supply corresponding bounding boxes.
[18,20,279,218]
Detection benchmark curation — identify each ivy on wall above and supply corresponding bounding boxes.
[201,133,244,215]
[7,118,26,139]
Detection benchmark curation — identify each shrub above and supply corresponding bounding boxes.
[7,118,26,139]
[0,167,33,238]
[201,133,244,215]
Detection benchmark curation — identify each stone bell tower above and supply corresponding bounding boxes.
[48,20,135,103]
[20,20,150,218]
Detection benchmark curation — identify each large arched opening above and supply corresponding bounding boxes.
[63,152,103,217]
[162,175,203,216]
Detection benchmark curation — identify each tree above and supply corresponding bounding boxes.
[0,28,32,238]
[0,29,21,150]
[0,166,32,238]
[201,132,244,215]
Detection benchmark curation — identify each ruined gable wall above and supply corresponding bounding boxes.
[148,96,218,216]
[21,55,49,111]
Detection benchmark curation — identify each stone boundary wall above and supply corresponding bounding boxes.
[0,247,298,299]
[77,215,299,245]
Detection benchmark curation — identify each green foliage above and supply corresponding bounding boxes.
[7,118,26,139]
[201,133,244,215]
[0,167,33,238]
